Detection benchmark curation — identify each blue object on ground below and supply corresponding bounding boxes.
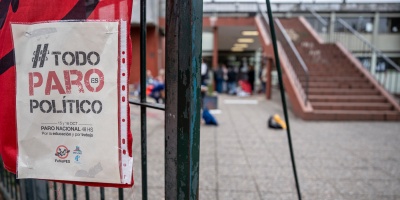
[202,108,218,126]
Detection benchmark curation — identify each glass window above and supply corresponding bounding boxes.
[335,17,373,33]
[378,18,400,33]
[378,18,389,33]
[306,17,330,33]
[390,18,400,33]
[357,56,400,72]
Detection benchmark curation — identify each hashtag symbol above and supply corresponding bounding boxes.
[32,43,49,68]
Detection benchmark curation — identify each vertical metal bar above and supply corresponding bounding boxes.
[305,74,309,106]
[10,173,14,199]
[6,171,10,192]
[72,184,77,200]
[118,188,124,200]
[100,187,105,200]
[14,178,18,200]
[46,181,50,200]
[264,1,302,200]
[13,175,17,199]
[140,0,148,199]
[85,186,90,200]
[2,169,4,189]
[165,0,203,199]
[54,182,58,200]
[62,184,66,200]
[0,160,3,184]
[393,72,400,94]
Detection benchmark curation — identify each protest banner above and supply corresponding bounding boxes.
[12,21,131,184]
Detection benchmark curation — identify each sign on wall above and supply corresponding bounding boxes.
[12,21,131,184]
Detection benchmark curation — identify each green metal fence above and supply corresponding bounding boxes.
[0,1,305,200]
[0,0,202,199]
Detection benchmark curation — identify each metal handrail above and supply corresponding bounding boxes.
[307,8,328,27]
[258,6,310,105]
[274,20,310,75]
[275,19,310,105]
[337,18,400,72]
[306,9,400,98]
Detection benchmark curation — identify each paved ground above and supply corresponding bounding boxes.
[126,90,400,200]
[54,89,400,200]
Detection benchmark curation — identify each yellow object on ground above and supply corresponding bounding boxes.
[273,114,287,129]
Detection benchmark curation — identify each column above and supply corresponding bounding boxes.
[329,11,336,43]
[212,27,219,69]
[370,12,380,74]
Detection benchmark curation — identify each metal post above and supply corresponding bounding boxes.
[212,27,219,69]
[118,188,124,200]
[371,52,377,74]
[100,187,105,200]
[85,186,89,200]
[264,0,302,200]
[62,184,66,200]
[54,183,58,200]
[165,0,203,199]
[140,0,148,199]
[72,184,77,200]
[329,12,335,42]
[370,12,380,75]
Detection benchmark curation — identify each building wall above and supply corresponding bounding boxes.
[129,26,160,84]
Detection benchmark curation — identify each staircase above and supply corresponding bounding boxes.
[277,17,400,120]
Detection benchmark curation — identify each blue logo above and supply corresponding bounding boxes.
[75,155,81,164]
[73,146,82,155]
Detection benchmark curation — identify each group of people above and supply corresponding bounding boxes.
[143,58,268,104]
[145,69,165,103]
[202,60,268,96]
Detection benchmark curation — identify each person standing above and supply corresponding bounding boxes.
[222,64,228,93]
[201,58,208,86]
[260,65,267,93]
[227,66,238,95]
[214,65,224,93]
[201,58,209,108]
[247,65,255,94]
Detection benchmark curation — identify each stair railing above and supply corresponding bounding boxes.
[307,8,329,34]
[258,10,310,106]
[335,18,400,102]
[307,9,400,102]
[276,19,310,106]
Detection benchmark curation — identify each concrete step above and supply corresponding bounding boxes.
[308,88,379,95]
[307,69,359,73]
[312,102,393,111]
[307,72,361,76]
[305,73,363,77]
[304,82,374,89]
[279,17,400,121]
[300,76,366,82]
[308,110,400,121]
[309,95,387,103]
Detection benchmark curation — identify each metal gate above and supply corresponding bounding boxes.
[0,0,203,199]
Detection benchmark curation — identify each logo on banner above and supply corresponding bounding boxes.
[73,146,82,154]
[55,145,70,159]
[75,155,81,164]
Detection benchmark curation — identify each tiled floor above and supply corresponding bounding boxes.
[127,91,400,200]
